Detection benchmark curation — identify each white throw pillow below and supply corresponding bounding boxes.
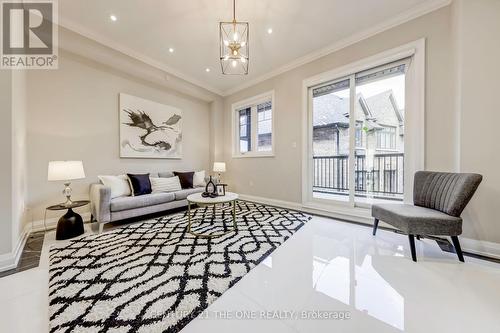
[150,176,182,193]
[98,175,132,199]
[193,170,206,187]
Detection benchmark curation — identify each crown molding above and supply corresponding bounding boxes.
[221,0,452,96]
[57,17,225,97]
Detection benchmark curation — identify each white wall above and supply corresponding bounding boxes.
[0,70,13,255]
[223,7,456,204]
[454,0,500,244]
[0,69,28,264]
[11,70,28,248]
[26,50,212,221]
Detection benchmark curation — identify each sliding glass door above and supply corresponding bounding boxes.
[310,58,410,206]
[312,78,351,202]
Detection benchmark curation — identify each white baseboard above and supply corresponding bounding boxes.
[239,194,500,260]
[0,212,93,272]
[0,223,31,273]
[459,238,500,260]
[30,212,92,233]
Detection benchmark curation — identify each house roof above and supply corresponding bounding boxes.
[312,90,404,129]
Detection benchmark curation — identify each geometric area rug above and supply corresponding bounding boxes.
[48,201,310,333]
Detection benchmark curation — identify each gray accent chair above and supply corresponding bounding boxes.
[372,171,482,262]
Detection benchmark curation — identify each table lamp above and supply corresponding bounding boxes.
[213,162,226,184]
[48,161,85,206]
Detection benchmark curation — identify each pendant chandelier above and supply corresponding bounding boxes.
[219,0,249,75]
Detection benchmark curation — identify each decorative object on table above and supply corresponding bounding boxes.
[48,161,86,207]
[49,202,310,332]
[126,173,152,196]
[219,0,249,75]
[119,93,182,159]
[202,175,218,198]
[173,171,195,189]
[216,183,227,196]
[45,200,89,240]
[372,171,483,262]
[213,162,226,183]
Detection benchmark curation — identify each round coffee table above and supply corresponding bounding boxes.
[186,192,238,238]
[45,200,89,240]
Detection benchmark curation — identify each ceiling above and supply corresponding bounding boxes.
[57,0,449,95]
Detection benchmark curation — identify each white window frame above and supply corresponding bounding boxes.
[301,39,425,215]
[232,90,275,158]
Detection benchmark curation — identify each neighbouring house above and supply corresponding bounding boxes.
[312,89,404,156]
[312,89,405,197]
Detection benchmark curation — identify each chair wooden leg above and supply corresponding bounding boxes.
[416,235,421,240]
[372,218,379,236]
[408,235,417,262]
[451,236,465,262]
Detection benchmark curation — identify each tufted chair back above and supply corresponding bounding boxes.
[413,171,483,217]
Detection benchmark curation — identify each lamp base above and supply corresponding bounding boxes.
[56,208,84,240]
[62,182,74,207]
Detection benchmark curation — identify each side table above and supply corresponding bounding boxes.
[45,200,89,240]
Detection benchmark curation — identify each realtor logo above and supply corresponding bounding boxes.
[1,0,58,69]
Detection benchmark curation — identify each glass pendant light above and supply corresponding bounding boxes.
[219,0,249,75]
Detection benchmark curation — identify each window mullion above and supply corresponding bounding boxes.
[251,106,258,153]
[348,75,356,207]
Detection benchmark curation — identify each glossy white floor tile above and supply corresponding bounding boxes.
[1,216,500,333]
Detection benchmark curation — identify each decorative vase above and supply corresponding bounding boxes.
[205,176,217,196]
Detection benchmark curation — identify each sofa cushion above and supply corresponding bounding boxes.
[193,170,206,187]
[174,187,204,200]
[127,173,152,196]
[173,171,195,189]
[372,203,462,236]
[150,176,182,193]
[98,175,131,199]
[110,192,175,212]
[158,171,174,178]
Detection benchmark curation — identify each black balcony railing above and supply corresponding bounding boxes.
[313,153,404,199]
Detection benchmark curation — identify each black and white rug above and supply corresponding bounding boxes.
[49,201,310,332]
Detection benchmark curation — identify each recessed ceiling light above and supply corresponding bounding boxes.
[267,28,273,34]
[110,14,117,22]
[168,47,174,53]
[205,68,211,73]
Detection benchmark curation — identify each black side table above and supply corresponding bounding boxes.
[46,200,89,240]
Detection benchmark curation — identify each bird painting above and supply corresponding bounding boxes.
[119,94,182,159]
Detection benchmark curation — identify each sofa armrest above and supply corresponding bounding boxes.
[89,183,111,223]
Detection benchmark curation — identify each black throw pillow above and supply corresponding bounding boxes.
[173,171,194,189]
[127,173,152,196]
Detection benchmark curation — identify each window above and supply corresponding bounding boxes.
[238,108,251,153]
[257,101,272,152]
[376,126,396,150]
[355,121,364,148]
[232,91,274,157]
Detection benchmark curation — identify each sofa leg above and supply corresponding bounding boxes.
[451,236,465,262]
[408,235,417,262]
[98,223,104,234]
[372,218,379,236]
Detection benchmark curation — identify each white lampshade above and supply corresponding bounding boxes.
[48,161,85,181]
[213,162,226,173]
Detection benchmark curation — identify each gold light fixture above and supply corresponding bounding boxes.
[220,0,249,75]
